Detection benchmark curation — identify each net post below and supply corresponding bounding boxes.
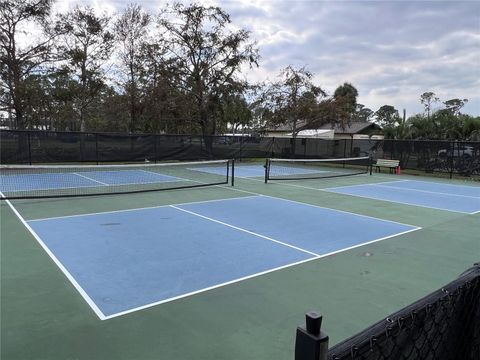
[264,158,270,184]
[369,155,373,175]
[231,159,235,186]
[295,311,329,360]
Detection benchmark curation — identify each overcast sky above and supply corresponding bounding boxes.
[56,0,480,117]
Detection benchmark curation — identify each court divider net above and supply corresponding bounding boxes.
[265,156,372,182]
[0,159,233,200]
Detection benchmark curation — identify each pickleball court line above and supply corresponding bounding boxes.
[103,225,421,320]
[248,178,477,214]
[2,190,423,320]
[170,205,321,257]
[0,191,107,320]
[27,195,260,222]
[73,172,109,186]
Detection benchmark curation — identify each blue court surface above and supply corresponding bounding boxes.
[0,170,179,192]
[28,196,419,319]
[325,180,480,214]
[190,165,320,178]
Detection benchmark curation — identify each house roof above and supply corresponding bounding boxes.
[265,121,380,134]
[318,121,380,134]
[264,120,308,132]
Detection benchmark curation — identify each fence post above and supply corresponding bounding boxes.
[239,136,243,161]
[154,135,158,164]
[449,140,455,179]
[271,137,276,157]
[95,133,99,165]
[295,311,329,360]
[27,131,32,165]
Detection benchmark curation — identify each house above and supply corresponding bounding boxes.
[264,121,383,140]
[317,122,383,140]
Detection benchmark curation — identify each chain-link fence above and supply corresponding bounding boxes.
[295,264,480,360]
[1,130,479,179]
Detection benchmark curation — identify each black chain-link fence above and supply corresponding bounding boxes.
[327,263,480,360]
[1,130,479,178]
[295,264,480,360]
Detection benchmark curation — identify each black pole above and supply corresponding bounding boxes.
[231,159,235,186]
[95,133,99,165]
[154,135,158,164]
[27,131,32,165]
[264,158,269,184]
[295,311,329,360]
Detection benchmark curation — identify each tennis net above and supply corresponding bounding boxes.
[0,159,233,200]
[265,156,372,182]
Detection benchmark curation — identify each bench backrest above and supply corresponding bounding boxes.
[375,159,400,167]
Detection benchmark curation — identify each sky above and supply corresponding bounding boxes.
[55,0,480,117]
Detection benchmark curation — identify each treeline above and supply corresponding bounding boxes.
[1,0,479,140]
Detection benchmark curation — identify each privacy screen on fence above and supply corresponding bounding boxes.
[326,263,480,360]
[1,130,479,178]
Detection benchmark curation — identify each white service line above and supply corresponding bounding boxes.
[170,205,320,257]
[0,191,107,320]
[73,172,109,186]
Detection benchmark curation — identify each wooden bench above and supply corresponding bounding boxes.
[375,159,400,174]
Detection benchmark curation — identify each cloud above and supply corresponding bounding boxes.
[54,0,480,115]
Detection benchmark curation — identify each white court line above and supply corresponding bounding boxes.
[371,183,480,199]
[323,180,410,191]
[322,188,474,215]
[103,256,320,319]
[221,180,421,229]
[103,225,421,320]
[73,172,109,186]
[170,205,320,257]
[3,189,423,320]
[0,191,107,320]
[27,195,260,222]
[244,176,477,215]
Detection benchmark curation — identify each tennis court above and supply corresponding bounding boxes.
[1,159,479,359]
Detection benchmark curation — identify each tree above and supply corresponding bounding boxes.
[158,3,259,147]
[0,0,57,129]
[219,93,252,134]
[443,98,468,116]
[57,7,114,131]
[115,4,150,133]
[420,91,439,119]
[355,104,374,122]
[264,65,326,137]
[333,82,358,117]
[375,105,400,128]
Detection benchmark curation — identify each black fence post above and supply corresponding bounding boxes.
[295,311,329,360]
[271,137,276,158]
[154,135,158,164]
[239,136,243,161]
[27,131,32,165]
[95,133,99,165]
[449,140,455,179]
